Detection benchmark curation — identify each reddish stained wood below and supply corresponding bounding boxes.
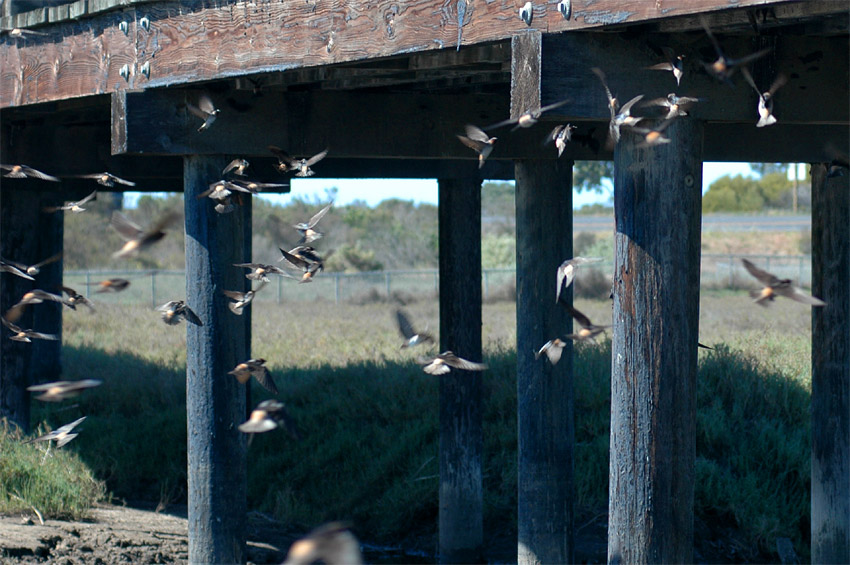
[0,0,806,109]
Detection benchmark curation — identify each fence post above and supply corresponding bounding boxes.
[277,275,282,305]
[335,273,341,304]
[483,270,489,300]
[799,255,804,286]
[729,254,734,289]
[150,271,157,309]
[85,271,91,298]
[384,271,391,298]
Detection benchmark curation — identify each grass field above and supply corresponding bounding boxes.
[4,290,816,561]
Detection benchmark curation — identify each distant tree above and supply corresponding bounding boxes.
[702,173,792,213]
[749,163,788,177]
[573,161,614,193]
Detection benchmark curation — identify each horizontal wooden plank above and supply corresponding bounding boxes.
[1,0,809,109]
[541,33,849,124]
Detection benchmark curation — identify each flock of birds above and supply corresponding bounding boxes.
[1,13,843,564]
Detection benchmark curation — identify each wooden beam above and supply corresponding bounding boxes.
[0,0,813,109]
[541,33,849,125]
[609,118,703,563]
[437,176,483,563]
[811,162,850,565]
[184,155,250,564]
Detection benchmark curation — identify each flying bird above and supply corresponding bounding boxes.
[71,172,136,187]
[223,281,266,315]
[82,278,131,293]
[233,263,292,282]
[293,201,333,244]
[0,258,35,281]
[2,28,48,39]
[278,247,325,283]
[563,304,610,342]
[230,179,289,192]
[646,47,685,86]
[283,523,363,565]
[111,210,180,258]
[740,67,787,128]
[417,351,487,375]
[239,399,300,439]
[456,124,497,169]
[0,164,60,181]
[741,259,825,307]
[5,289,73,323]
[187,93,220,131]
[196,179,258,200]
[5,252,62,277]
[61,286,96,312]
[1,316,59,343]
[222,158,250,176]
[486,98,571,131]
[591,67,644,148]
[556,257,603,303]
[43,190,98,213]
[156,300,204,326]
[269,146,329,177]
[395,309,435,349]
[643,93,702,120]
[700,16,769,83]
[25,416,86,448]
[546,124,576,157]
[27,380,103,402]
[229,359,279,395]
[535,338,568,365]
[630,119,675,148]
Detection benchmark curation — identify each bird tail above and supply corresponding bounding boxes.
[757,115,777,128]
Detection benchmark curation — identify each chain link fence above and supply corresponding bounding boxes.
[66,254,812,306]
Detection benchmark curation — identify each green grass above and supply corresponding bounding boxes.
[10,292,817,560]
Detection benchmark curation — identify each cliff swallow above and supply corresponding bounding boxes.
[196,179,257,201]
[62,286,96,312]
[646,47,685,86]
[563,304,610,342]
[740,67,787,128]
[5,290,73,323]
[43,190,98,213]
[229,358,279,395]
[396,309,435,349]
[1,316,59,343]
[223,281,266,315]
[72,172,136,187]
[2,28,48,39]
[284,523,363,565]
[25,416,86,448]
[741,258,826,307]
[591,68,644,148]
[222,158,250,176]
[535,338,568,365]
[111,210,180,258]
[556,257,603,303]
[214,197,236,215]
[239,399,300,439]
[278,247,326,283]
[27,380,102,402]
[5,252,62,277]
[486,98,571,131]
[82,278,131,293]
[546,124,576,157]
[416,351,487,375]
[629,119,675,148]
[700,16,769,84]
[156,300,204,326]
[643,93,702,120]
[0,258,35,280]
[1,164,60,181]
[269,146,329,177]
[293,201,333,244]
[230,179,289,192]
[233,263,292,282]
[187,94,220,132]
[456,124,497,169]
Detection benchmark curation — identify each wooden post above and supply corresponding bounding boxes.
[811,163,850,564]
[0,186,65,433]
[609,119,703,564]
[437,176,483,563]
[515,159,574,564]
[184,156,250,564]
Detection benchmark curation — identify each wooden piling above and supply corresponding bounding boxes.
[811,162,850,564]
[515,159,574,564]
[608,119,703,564]
[184,156,250,564]
[437,177,483,563]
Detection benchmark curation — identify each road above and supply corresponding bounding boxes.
[573,214,811,233]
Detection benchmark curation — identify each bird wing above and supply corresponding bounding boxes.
[395,309,417,339]
[56,416,87,434]
[110,211,145,240]
[538,98,571,114]
[441,352,488,371]
[222,159,243,176]
[223,289,246,300]
[699,15,725,60]
[741,259,781,287]
[198,94,217,114]
[76,190,98,206]
[187,102,208,120]
[590,67,616,112]
[565,304,593,328]
[776,286,826,306]
[463,124,490,143]
[148,211,181,234]
[155,300,179,312]
[457,134,486,152]
[556,260,576,303]
[109,174,136,186]
[646,62,674,72]
[27,331,60,340]
[268,145,296,166]
[1,316,22,333]
[619,94,645,116]
[739,67,763,98]
[31,252,62,269]
[304,149,329,167]
[279,248,310,270]
[767,73,788,97]
[254,368,280,395]
[307,202,333,228]
[181,306,204,326]
[21,165,60,182]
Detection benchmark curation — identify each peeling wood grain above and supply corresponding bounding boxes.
[0,0,813,109]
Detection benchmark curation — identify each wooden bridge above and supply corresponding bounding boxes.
[1,0,847,563]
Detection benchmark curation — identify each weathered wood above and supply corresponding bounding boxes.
[0,185,66,433]
[515,158,575,564]
[811,162,850,565]
[541,33,849,125]
[184,155,250,565]
[437,176,483,564]
[609,118,703,564]
[0,0,812,109]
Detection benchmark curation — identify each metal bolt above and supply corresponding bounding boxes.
[140,61,151,78]
[519,2,533,26]
[118,21,128,35]
[119,64,130,81]
[684,174,695,187]
[557,0,571,20]
[139,16,150,31]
